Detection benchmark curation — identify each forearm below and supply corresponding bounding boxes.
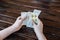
[0,25,20,40]
[0,20,23,40]
[0,26,17,40]
[34,29,47,40]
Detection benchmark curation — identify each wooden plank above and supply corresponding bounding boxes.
[0,12,18,18]
[2,0,41,7]
[40,13,60,23]
[44,26,60,37]
[48,10,60,17]
[0,22,11,28]
[10,0,41,7]
[49,7,60,13]
[2,0,46,10]
[47,6,60,17]
[0,2,41,11]
[51,0,60,2]
[0,15,15,23]
[41,19,60,28]
[49,2,60,6]
[0,3,34,12]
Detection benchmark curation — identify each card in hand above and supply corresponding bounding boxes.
[21,9,41,28]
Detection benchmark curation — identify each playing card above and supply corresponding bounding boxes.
[32,9,41,25]
[21,9,41,28]
[26,12,33,28]
[21,12,28,25]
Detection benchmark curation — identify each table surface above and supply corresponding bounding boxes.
[0,0,60,40]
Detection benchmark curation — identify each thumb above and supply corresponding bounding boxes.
[32,20,36,26]
[21,15,27,21]
[17,16,21,20]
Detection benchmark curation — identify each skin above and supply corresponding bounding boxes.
[32,19,47,40]
[0,16,47,40]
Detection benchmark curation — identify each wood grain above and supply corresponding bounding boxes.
[0,0,60,40]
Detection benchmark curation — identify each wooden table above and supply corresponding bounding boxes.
[0,0,60,40]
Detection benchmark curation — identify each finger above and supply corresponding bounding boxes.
[32,20,36,26]
[20,24,23,28]
[21,16,27,21]
[17,16,21,20]
[38,19,43,26]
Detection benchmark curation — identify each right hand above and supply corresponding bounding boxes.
[32,18,43,33]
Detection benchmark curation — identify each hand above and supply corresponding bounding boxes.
[12,16,27,31]
[32,18,43,33]
[32,19,47,40]
[15,15,27,23]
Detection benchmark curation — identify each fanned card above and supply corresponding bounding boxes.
[21,9,41,28]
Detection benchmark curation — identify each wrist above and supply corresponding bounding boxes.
[34,28,43,34]
[10,24,20,32]
[13,20,23,26]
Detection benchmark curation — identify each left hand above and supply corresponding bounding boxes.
[12,16,27,31]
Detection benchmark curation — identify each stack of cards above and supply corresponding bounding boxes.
[21,9,41,28]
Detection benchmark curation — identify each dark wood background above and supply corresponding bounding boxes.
[0,0,60,40]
